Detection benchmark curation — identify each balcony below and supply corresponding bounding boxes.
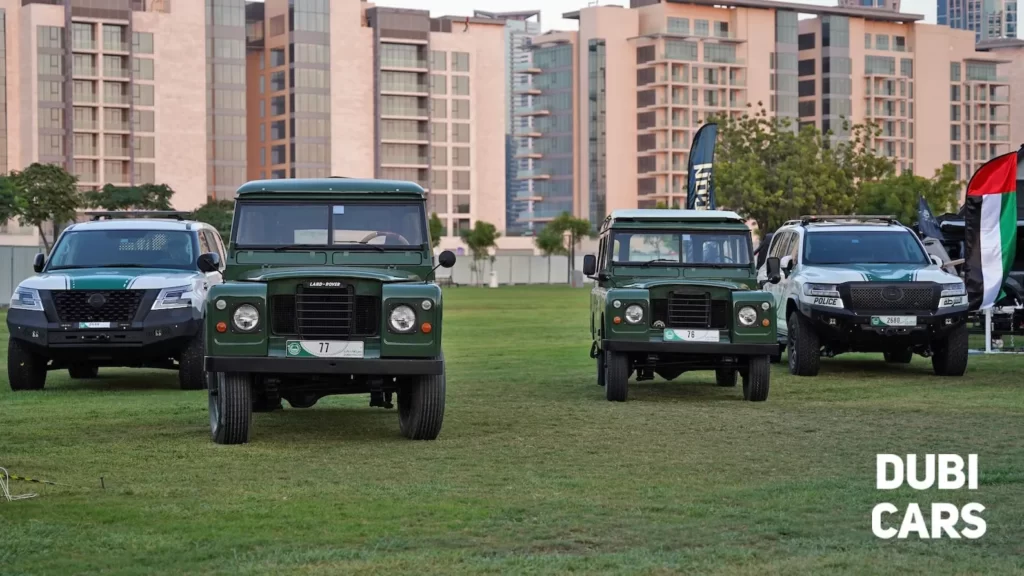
[105,120,130,131]
[380,58,429,70]
[514,106,550,117]
[380,108,429,119]
[381,131,429,142]
[73,66,97,77]
[516,170,551,180]
[515,147,542,159]
[514,86,542,95]
[104,67,129,79]
[73,40,96,51]
[106,147,130,158]
[380,83,430,95]
[104,41,129,53]
[513,62,541,74]
[73,92,98,104]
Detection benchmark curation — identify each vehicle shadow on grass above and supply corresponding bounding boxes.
[50,370,181,392]
[813,357,936,378]
[252,405,401,443]
[623,378,742,403]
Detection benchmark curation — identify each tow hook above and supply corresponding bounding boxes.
[368,378,394,409]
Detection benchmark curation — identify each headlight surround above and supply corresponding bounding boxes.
[389,304,417,333]
[152,284,193,310]
[803,283,840,298]
[737,305,758,327]
[231,304,260,332]
[10,287,43,311]
[624,304,644,324]
[940,282,966,298]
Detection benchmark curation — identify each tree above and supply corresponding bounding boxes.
[191,199,234,239]
[459,220,501,285]
[546,212,594,286]
[11,163,80,251]
[0,175,21,226]
[83,183,175,211]
[711,106,894,234]
[534,225,567,280]
[857,163,961,227]
[428,212,444,249]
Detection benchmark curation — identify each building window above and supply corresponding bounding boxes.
[452,99,470,120]
[431,50,447,71]
[431,122,447,142]
[428,191,447,213]
[270,71,286,91]
[950,62,961,81]
[452,147,470,167]
[453,194,470,214]
[453,170,470,190]
[452,76,470,96]
[452,52,470,72]
[695,19,709,36]
[667,17,689,35]
[431,74,446,95]
[432,146,447,166]
[270,96,286,116]
[864,33,871,49]
[270,120,286,140]
[452,123,470,143]
[875,34,889,50]
[431,98,447,118]
[271,145,286,165]
[798,33,815,50]
[894,36,906,52]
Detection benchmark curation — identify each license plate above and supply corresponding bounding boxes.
[663,328,719,342]
[285,340,364,359]
[871,316,917,327]
[78,322,111,329]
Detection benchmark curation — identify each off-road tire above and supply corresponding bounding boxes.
[8,339,47,391]
[932,324,969,377]
[743,356,771,402]
[596,350,606,387]
[604,350,629,402]
[178,330,207,390]
[715,368,738,387]
[787,312,821,377]
[68,364,99,379]
[399,354,446,440]
[884,349,914,364]
[209,372,252,445]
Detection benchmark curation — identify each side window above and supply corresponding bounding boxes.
[597,234,608,271]
[789,231,802,262]
[769,231,789,258]
[197,230,212,255]
[204,230,225,262]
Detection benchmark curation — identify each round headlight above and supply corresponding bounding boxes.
[232,304,260,332]
[389,305,417,333]
[613,300,622,309]
[737,306,757,327]
[760,302,770,311]
[625,304,644,324]
[421,299,433,311]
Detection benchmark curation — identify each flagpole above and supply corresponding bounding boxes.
[985,308,992,354]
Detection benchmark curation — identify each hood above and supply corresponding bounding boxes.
[801,263,960,284]
[621,279,753,291]
[19,268,203,291]
[238,267,421,284]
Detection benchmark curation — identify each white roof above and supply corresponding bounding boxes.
[804,224,908,233]
[66,219,200,232]
[610,209,744,222]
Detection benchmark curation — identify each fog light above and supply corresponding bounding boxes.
[154,329,163,337]
[760,302,770,311]
[421,322,432,334]
[613,316,622,324]
[828,318,837,326]
[215,299,227,311]
[613,300,622,309]
[216,321,227,333]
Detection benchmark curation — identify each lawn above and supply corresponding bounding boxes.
[1,286,1023,575]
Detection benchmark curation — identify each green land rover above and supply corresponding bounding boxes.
[203,178,456,444]
[583,210,783,402]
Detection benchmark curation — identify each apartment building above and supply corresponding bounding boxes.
[509,0,1016,233]
[977,38,1024,150]
[0,0,224,245]
[245,1,513,248]
[938,0,1017,42]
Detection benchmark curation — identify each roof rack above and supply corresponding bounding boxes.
[86,211,191,221]
[796,215,897,226]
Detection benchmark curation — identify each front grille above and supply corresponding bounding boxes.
[270,285,379,339]
[846,283,938,311]
[52,290,144,323]
[652,292,729,329]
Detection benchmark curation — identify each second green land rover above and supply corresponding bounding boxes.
[584,210,782,402]
[203,178,456,444]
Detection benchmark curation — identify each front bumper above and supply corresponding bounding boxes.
[801,303,968,342]
[205,356,444,376]
[602,339,778,356]
[7,307,202,363]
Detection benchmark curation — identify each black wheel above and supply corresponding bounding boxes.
[743,356,770,402]
[715,368,737,387]
[68,364,99,379]
[399,353,446,440]
[932,324,968,377]
[178,330,207,390]
[8,339,47,391]
[787,312,821,377]
[209,372,252,445]
[604,350,629,402]
[884,349,914,364]
[596,349,605,387]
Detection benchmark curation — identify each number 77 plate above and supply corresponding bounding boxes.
[285,340,364,358]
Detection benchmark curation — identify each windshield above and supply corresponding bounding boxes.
[611,231,752,266]
[47,230,197,271]
[803,230,929,265]
[233,202,427,248]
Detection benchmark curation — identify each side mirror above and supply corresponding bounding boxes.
[583,254,597,276]
[765,256,782,284]
[32,253,45,274]
[438,250,457,268]
[929,254,944,267]
[779,255,795,275]
[197,252,221,273]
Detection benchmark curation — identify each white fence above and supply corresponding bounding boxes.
[442,255,591,286]
[0,246,43,304]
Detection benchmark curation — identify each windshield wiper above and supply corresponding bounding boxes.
[50,264,152,270]
[640,259,679,268]
[336,242,385,253]
[271,244,326,252]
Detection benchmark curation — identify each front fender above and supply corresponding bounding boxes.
[603,288,649,342]
[731,290,777,343]
[205,282,268,357]
[381,283,442,358]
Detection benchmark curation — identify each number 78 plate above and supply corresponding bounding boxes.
[285,340,364,358]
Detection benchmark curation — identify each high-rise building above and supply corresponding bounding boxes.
[0,0,211,246]
[473,10,542,239]
[977,38,1024,151]
[937,0,1018,42]
[837,0,901,11]
[245,1,513,249]
[506,0,1015,234]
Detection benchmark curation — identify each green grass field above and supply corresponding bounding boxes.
[2,286,1023,575]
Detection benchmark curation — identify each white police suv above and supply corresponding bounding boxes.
[7,213,225,391]
[755,215,969,377]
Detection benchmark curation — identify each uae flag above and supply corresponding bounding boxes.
[963,146,1022,310]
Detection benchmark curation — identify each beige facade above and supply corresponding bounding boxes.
[977,39,1024,151]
